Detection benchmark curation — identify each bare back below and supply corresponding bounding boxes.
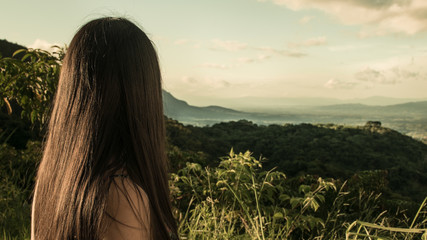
[102,177,151,239]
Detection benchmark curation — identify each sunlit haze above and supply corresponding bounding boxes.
[2,0,427,109]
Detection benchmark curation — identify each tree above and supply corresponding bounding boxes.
[0,48,64,132]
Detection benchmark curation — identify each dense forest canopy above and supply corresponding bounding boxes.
[166,118,427,202]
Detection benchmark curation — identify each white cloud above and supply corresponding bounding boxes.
[259,0,427,35]
[238,54,272,63]
[391,67,422,80]
[299,15,314,24]
[254,46,307,57]
[354,66,424,85]
[289,36,327,48]
[237,57,256,63]
[174,38,191,45]
[173,38,203,48]
[324,78,358,89]
[210,39,248,51]
[181,76,198,84]
[180,75,231,89]
[199,63,234,69]
[27,39,60,52]
[202,39,306,71]
[173,38,202,48]
[199,54,274,70]
[351,54,427,87]
[355,68,395,84]
[328,44,370,52]
[209,39,306,57]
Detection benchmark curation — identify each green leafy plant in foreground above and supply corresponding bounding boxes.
[0,48,62,131]
[345,196,427,240]
[171,149,427,239]
[172,150,337,239]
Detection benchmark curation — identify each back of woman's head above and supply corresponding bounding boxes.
[32,17,177,239]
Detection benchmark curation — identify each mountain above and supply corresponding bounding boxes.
[0,39,26,58]
[163,91,314,126]
[163,90,251,126]
[163,91,427,124]
[162,91,427,142]
[203,96,427,113]
[383,101,427,115]
[314,101,427,117]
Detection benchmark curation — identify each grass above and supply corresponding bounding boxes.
[1,144,426,239]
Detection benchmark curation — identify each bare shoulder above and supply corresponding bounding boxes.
[103,177,150,240]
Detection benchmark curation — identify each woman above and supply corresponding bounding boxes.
[31,17,178,239]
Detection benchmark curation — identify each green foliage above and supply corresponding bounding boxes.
[0,48,62,131]
[0,136,40,239]
[1,139,426,239]
[0,113,33,149]
[167,144,208,173]
[166,119,427,203]
[171,150,427,239]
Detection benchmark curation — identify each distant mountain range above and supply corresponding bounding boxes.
[187,95,427,113]
[314,101,427,116]
[163,90,427,142]
[163,90,427,124]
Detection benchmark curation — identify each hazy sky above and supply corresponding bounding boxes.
[2,0,427,106]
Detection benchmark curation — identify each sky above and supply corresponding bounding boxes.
[1,0,427,107]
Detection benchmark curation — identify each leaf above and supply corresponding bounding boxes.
[279,194,291,202]
[299,184,311,194]
[3,97,12,115]
[21,95,28,105]
[290,197,303,209]
[229,148,235,158]
[30,110,37,124]
[273,212,284,219]
[12,49,26,57]
[21,53,33,62]
[316,194,325,203]
[310,199,320,211]
[216,180,227,186]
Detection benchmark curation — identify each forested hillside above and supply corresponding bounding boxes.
[162,88,427,143]
[167,119,427,202]
[0,39,26,58]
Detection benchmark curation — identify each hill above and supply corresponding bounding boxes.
[163,91,427,124]
[0,39,26,58]
[162,91,427,141]
[166,119,427,202]
[201,95,427,112]
[316,101,427,116]
[163,90,253,125]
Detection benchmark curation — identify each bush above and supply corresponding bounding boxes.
[0,140,40,239]
[171,150,427,239]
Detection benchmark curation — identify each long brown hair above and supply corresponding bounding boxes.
[32,17,177,239]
